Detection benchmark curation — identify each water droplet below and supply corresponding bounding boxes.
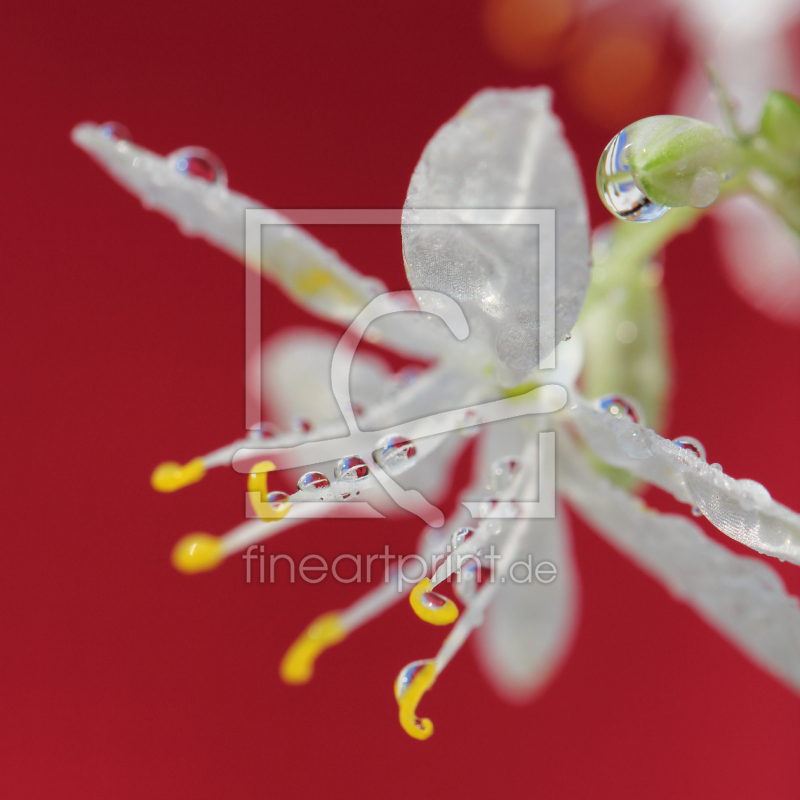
[562,333,572,341]
[297,471,330,492]
[456,409,481,439]
[247,422,279,440]
[597,128,668,222]
[596,394,644,425]
[618,427,652,459]
[479,497,518,519]
[616,321,638,344]
[711,463,723,472]
[266,491,290,511]
[691,506,702,517]
[100,121,131,142]
[451,527,476,549]
[334,455,369,481]
[673,436,706,461]
[373,434,417,474]
[395,660,432,701]
[169,146,227,186]
[419,591,449,610]
[490,456,523,492]
[290,417,313,433]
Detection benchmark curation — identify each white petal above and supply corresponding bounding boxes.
[254,328,392,432]
[402,88,590,370]
[558,433,800,693]
[71,123,450,359]
[714,196,800,324]
[570,397,800,564]
[474,503,579,703]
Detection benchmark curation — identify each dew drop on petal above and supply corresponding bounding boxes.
[596,394,644,425]
[490,456,523,491]
[100,121,131,142]
[451,527,476,549]
[738,479,771,511]
[297,471,330,492]
[691,506,702,517]
[266,491,290,511]
[689,167,720,208]
[673,436,706,461]
[334,455,369,481]
[597,128,667,223]
[290,417,313,433]
[169,146,228,186]
[373,434,417,474]
[395,659,433,701]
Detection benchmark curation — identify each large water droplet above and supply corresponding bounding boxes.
[395,659,432,701]
[595,394,644,425]
[738,479,771,511]
[334,455,369,481]
[673,436,706,461]
[597,129,668,223]
[490,456,523,491]
[297,471,330,492]
[373,434,417,474]
[169,146,227,186]
[451,527,476,549]
[100,121,131,142]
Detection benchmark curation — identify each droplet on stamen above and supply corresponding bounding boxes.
[334,455,369,481]
[373,435,417,474]
[395,659,433,701]
[297,472,330,492]
[451,527,476,549]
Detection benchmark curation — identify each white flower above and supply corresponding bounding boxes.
[72,88,800,740]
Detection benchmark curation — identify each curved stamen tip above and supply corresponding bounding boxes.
[396,661,436,741]
[248,460,292,522]
[171,533,225,574]
[409,578,459,626]
[280,613,348,685]
[152,458,206,492]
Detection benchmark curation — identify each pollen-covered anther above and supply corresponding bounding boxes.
[247,460,292,522]
[409,578,459,626]
[280,613,348,684]
[151,458,206,492]
[395,660,437,741]
[171,533,224,573]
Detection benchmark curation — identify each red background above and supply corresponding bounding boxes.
[3,1,800,797]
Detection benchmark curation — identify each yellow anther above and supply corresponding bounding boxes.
[409,578,459,626]
[151,458,206,492]
[247,460,292,522]
[279,613,348,684]
[397,661,436,740]
[171,533,224,574]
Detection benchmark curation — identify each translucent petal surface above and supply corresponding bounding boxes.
[571,397,800,564]
[71,123,451,359]
[558,433,800,693]
[474,502,579,703]
[402,88,590,371]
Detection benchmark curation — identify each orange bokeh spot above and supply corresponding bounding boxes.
[484,0,578,71]
[565,26,663,130]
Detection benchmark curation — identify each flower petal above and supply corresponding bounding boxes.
[71,123,450,359]
[253,327,392,432]
[558,433,800,693]
[474,503,579,703]
[714,196,800,325]
[402,88,590,371]
[570,396,800,564]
